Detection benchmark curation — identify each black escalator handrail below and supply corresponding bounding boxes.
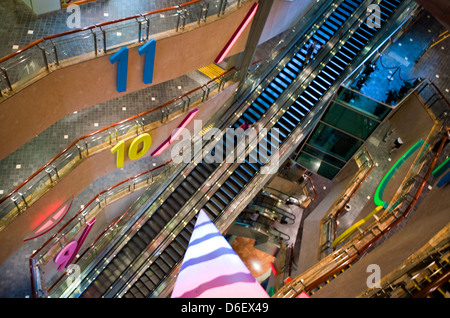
[241,0,346,94]
[246,205,295,225]
[196,0,418,298]
[193,0,379,216]
[249,199,296,222]
[141,0,388,298]
[197,0,357,143]
[116,0,393,298]
[110,0,366,298]
[114,0,392,298]
[213,0,417,234]
[236,219,291,242]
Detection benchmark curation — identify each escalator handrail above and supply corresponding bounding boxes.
[235,219,291,242]
[108,0,388,297]
[110,0,364,296]
[250,199,296,222]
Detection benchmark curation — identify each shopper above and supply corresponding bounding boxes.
[304,40,319,65]
[389,137,403,154]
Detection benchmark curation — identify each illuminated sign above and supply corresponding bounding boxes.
[332,139,426,247]
[111,109,198,167]
[24,197,74,242]
[54,218,96,272]
[374,139,425,208]
[151,109,199,157]
[214,2,259,64]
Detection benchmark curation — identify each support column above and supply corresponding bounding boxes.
[226,0,275,83]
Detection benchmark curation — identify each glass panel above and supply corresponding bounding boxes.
[296,152,340,179]
[103,20,140,52]
[52,30,96,64]
[322,102,379,139]
[302,144,346,168]
[145,8,179,35]
[336,87,391,120]
[2,46,47,89]
[308,123,363,162]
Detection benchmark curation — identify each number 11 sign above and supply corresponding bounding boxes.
[110,39,156,93]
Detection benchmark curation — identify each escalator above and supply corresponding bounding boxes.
[248,195,296,224]
[78,0,408,298]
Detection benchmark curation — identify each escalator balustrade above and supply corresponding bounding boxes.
[80,0,405,298]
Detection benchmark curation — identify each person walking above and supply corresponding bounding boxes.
[389,137,403,154]
[304,40,319,65]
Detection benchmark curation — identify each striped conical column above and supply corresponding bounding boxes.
[171,210,269,298]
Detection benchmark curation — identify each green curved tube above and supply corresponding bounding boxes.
[374,139,425,209]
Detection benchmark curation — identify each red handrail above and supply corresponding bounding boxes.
[29,159,171,261]
[412,268,450,298]
[428,79,450,109]
[31,159,172,296]
[0,67,235,207]
[332,147,375,245]
[0,0,205,65]
[303,131,449,294]
[0,39,44,64]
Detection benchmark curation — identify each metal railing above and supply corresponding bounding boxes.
[249,197,296,224]
[29,160,173,298]
[358,226,450,298]
[0,0,249,98]
[118,0,417,298]
[0,68,237,233]
[273,118,449,298]
[318,147,375,259]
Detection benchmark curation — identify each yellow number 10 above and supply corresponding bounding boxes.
[111,133,152,168]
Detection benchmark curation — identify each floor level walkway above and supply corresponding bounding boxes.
[0,0,187,58]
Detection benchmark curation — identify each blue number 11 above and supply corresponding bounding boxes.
[139,39,156,85]
[110,39,156,93]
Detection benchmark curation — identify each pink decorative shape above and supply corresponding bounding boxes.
[52,205,67,221]
[34,220,54,235]
[54,218,96,271]
[54,241,78,272]
[24,198,74,242]
[214,2,259,64]
[151,109,199,157]
[169,109,199,143]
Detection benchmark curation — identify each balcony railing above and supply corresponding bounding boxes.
[273,118,449,298]
[318,147,375,259]
[29,160,173,298]
[0,68,237,233]
[357,225,450,298]
[0,0,249,98]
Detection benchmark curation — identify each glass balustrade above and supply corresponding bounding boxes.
[29,161,171,297]
[0,68,237,232]
[0,0,248,97]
